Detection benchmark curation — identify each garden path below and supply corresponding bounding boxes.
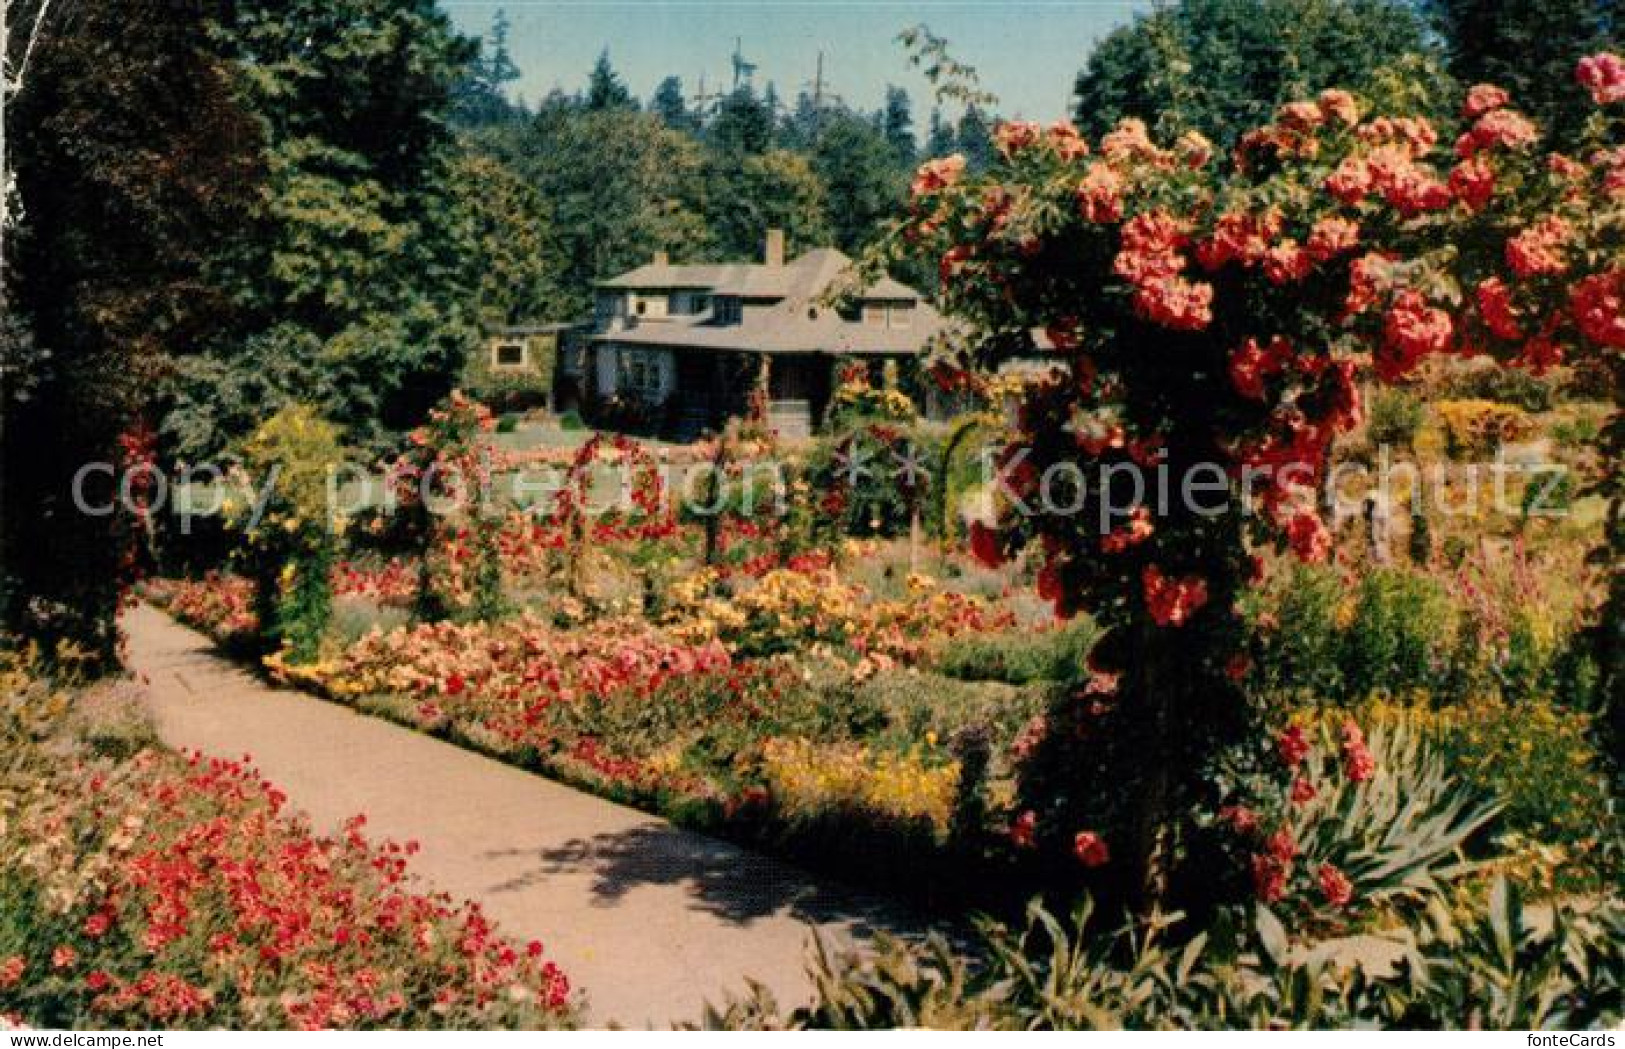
[122,603,923,1029]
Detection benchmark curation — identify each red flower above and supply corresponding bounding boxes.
[0,957,22,989]
[1285,512,1331,564]
[911,155,966,197]
[1141,566,1210,627]
[1306,216,1359,262]
[1133,276,1214,331]
[1076,164,1124,223]
[1570,270,1625,348]
[969,520,1004,568]
[1224,653,1251,682]
[1251,854,1289,903]
[1317,89,1359,126]
[1456,109,1539,158]
[1263,240,1312,285]
[1073,831,1110,868]
[83,911,112,938]
[1379,290,1453,380]
[1277,724,1311,767]
[1449,156,1496,211]
[1221,804,1260,835]
[1010,810,1037,849]
[51,945,78,970]
[1290,777,1317,805]
[1476,277,1524,340]
[1266,827,1297,862]
[1317,863,1354,908]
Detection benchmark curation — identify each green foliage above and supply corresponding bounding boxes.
[454,151,569,328]
[932,619,1102,686]
[1342,568,1458,698]
[1366,387,1426,450]
[165,0,483,457]
[229,406,347,662]
[706,149,831,261]
[811,111,910,253]
[1071,0,1439,148]
[697,881,1624,1029]
[3,0,261,663]
[507,108,711,317]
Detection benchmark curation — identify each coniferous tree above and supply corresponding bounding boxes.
[586,48,635,111]
[882,85,917,164]
[650,76,694,130]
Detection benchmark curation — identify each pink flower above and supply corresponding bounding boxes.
[1577,52,1625,106]
[1463,84,1511,118]
[1340,719,1376,782]
[1263,240,1312,285]
[1379,290,1453,380]
[1133,277,1214,332]
[1317,89,1360,126]
[1222,804,1260,835]
[1506,215,1572,278]
[51,945,78,970]
[910,154,966,197]
[0,957,23,989]
[1306,216,1360,262]
[1076,164,1124,223]
[1317,863,1354,907]
[1073,831,1110,867]
[1456,109,1539,158]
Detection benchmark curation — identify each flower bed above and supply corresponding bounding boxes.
[0,748,575,1029]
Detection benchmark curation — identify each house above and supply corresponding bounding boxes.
[578,230,947,439]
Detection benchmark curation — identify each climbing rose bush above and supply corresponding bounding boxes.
[0,750,574,1029]
[902,57,1623,907]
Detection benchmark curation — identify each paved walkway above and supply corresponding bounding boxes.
[123,604,921,1029]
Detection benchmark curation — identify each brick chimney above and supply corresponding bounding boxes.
[653,250,670,266]
[763,229,785,268]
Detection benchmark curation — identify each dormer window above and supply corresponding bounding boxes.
[715,297,742,325]
[862,303,886,326]
[889,302,914,328]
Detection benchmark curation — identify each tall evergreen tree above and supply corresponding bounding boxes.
[455,8,523,126]
[650,75,693,129]
[1421,0,1618,148]
[956,104,996,171]
[165,0,484,456]
[925,106,957,157]
[811,109,905,253]
[586,48,635,111]
[882,85,917,164]
[1072,0,1439,149]
[710,85,774,154]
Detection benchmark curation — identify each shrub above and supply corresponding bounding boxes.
[1366,388,1426,450]
[759,737,959,833]
[931,617,1100,685]
[1432,361,1557,412]
[1434,400,1535,459]
[1340,568,1457,699]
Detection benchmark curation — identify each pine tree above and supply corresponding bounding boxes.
[650,76,692,129]
[926,107,957,157]
[956,104,995,171]
[586,49,635,111]
[882,85,917,164]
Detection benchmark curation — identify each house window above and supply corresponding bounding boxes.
[862,303,886,326]
[889,303,914,328]
[492,341,527,369]
[635,299,648,316]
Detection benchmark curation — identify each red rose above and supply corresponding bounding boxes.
[1073,831,1110,867]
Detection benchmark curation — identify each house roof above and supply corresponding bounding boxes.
[593,245,939,356]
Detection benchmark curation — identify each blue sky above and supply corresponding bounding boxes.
[441,1,1153,125]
